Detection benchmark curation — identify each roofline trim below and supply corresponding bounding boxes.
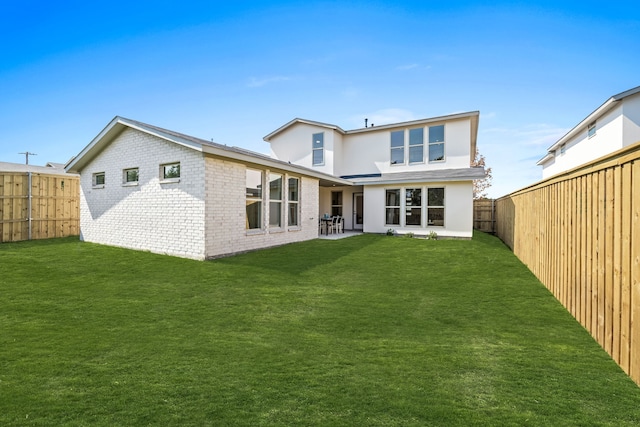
[65,116,354,186]
[263,111,480,142]
[263,118,346,141]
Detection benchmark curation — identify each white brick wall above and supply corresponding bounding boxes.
[78,127,322,260]
[204,157,319,258]
[79,128,207,259]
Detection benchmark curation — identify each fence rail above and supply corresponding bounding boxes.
[495,141,640,386]
[0,172,80,243]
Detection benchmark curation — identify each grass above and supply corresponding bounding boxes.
[1,232,639,426]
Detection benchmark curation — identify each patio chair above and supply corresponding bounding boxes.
[328,216,338,234]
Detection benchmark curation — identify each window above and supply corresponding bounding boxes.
[246,169,263,230]
[385,189,401,225]
[427,187,445,226]
[428,125,445,162]
[288,177,299,227]
[405,188,422,226]
[330,191,343,216]
[269,173,283,228]
[161,163,180,180]
[408,128,424,163]
[312,133,324,166]
[93,172,105,187]
[588,121,596,138]
[123,168,139,184]
[390,130,405,164]
[559,145,566,155]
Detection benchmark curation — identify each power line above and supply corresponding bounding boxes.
[18,152,37,165]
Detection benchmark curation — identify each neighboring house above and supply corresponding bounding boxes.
[264,111,484,238]
[66,112,483,260]
[537,85,640,178]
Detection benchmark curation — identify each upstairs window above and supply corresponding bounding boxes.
[588,121,596,138]
[408,128,424,164]
[312,133,324,166]
[428,125,445,162]
[390,130,405,165]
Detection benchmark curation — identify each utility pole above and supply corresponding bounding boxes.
[19,152,37,165]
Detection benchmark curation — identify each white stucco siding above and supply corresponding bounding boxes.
[542,105,624,178]
[340,119,473,176]
[79,128,207,259]
[204,156,319,258]
[362,181,473,238]
[622,95,640,146]
[268,123,338,175]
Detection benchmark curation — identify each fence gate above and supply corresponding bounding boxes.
[473,198,495,233]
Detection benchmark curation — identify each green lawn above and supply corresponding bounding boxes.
[1,233,639,426]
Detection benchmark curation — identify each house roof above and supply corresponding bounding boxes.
[262,111,480,156]
[263,118,347,141]
[345,167,486,185]
[64,116,353,187]
[537,85,640,166]
[0,161,77,175]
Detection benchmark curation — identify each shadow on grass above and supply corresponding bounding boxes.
[214,234,380,275]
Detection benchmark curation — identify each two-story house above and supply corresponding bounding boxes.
[264,111,484,237]
[65,112,483,260]
[537,85,640,178]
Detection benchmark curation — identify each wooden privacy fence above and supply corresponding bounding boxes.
[495,141,640,386]
[0,172,80,243]
[473,198,495,233]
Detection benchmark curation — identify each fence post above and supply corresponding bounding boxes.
[27,172,32,241]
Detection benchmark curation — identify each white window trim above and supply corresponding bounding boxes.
[287,176,300,229]
[122,168,139,187]
[408,128,425,165]
[428,125,446,163]
[384,189,401,226]
[331,190,343,217]
[92,172,105,189]
[426,186,445,227]
[588,121,596,138]
[160,162,181,184]
[246,168,264,232]
[404,187,422,227]
[312,132,325,166]
[246,169,303,233]
[384,186,445,228]
[268,172,284,229]
[390,130,405,166]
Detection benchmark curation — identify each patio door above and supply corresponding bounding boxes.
[353,192,363,230]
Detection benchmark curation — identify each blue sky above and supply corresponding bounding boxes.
[1,1,638,197]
